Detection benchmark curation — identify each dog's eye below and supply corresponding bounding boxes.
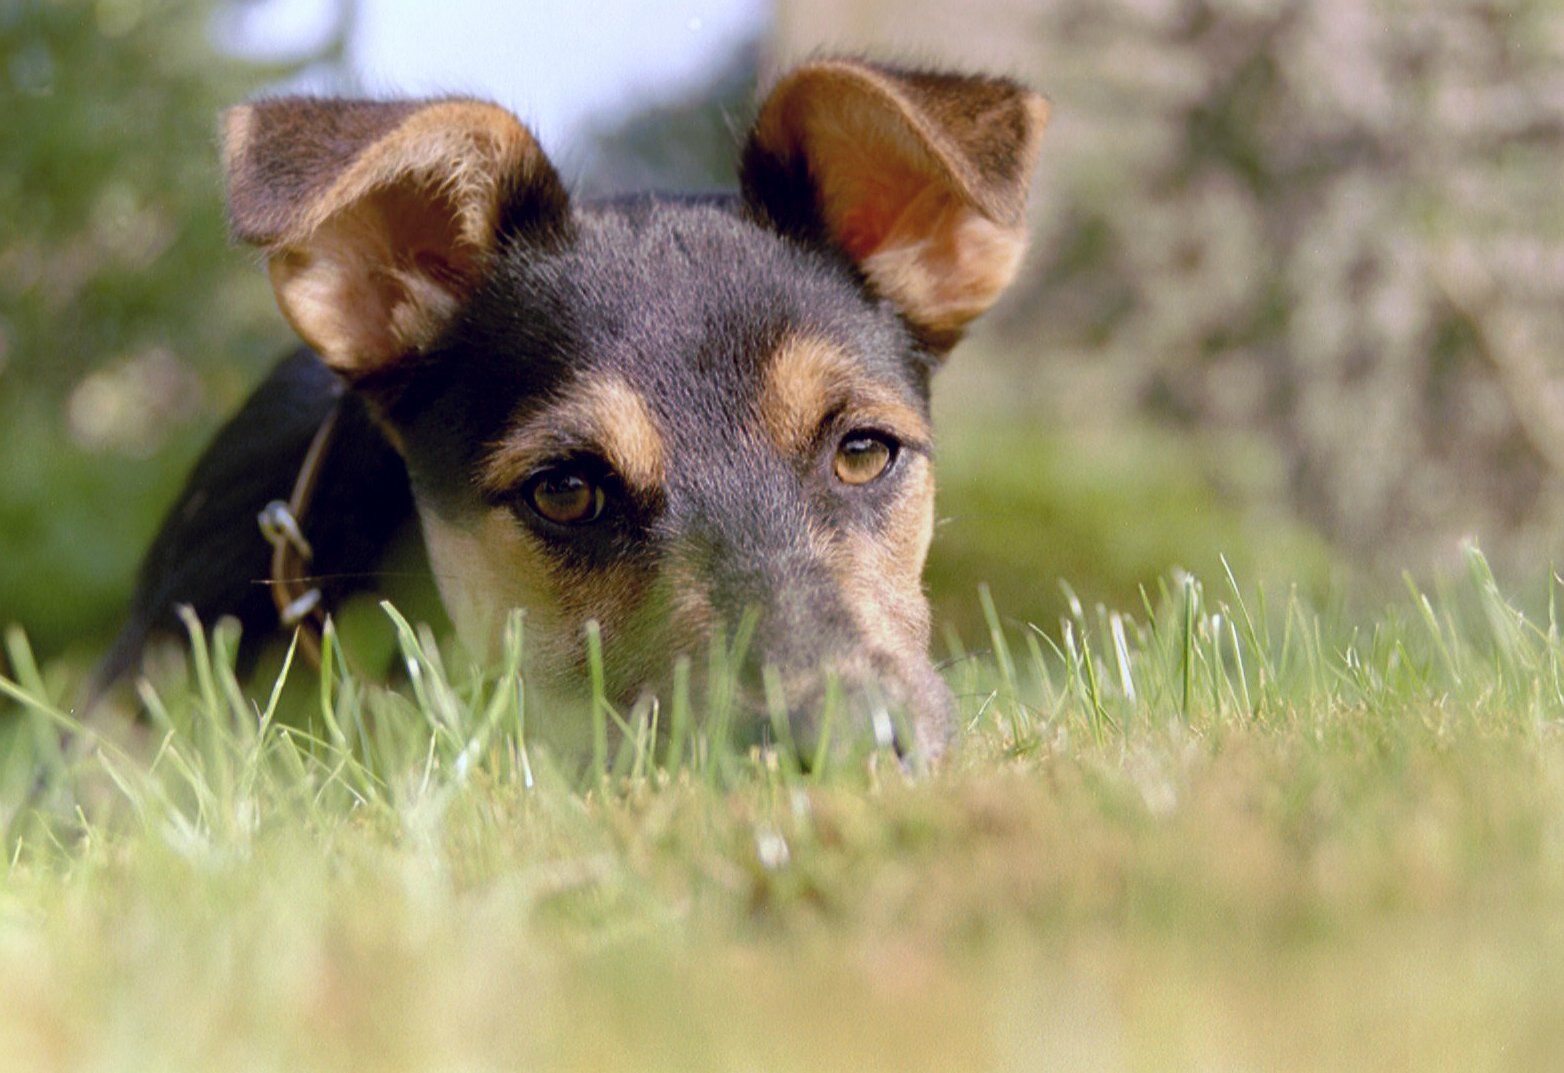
[524,467,605,526]
[834,432,897,486]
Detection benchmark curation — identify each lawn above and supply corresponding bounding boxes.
[2,549,1563,1072]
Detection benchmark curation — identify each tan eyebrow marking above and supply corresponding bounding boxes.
[759,334,930,456]
[482,374,665,493]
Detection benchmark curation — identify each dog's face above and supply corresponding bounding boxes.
[222,62,1048,752]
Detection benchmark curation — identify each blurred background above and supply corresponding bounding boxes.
[4,0,1564,666]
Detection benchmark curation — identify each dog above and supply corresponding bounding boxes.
[97,59,1049,755]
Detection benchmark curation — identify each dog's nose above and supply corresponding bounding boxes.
[741,655,956,765]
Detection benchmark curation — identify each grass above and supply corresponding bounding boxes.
[2,548,1564,1070]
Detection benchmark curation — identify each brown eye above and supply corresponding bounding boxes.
[834,433,896,486]
[525,468,605,525]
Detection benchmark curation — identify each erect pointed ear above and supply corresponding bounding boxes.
[741,60,1048,352]
[223,96,568,380]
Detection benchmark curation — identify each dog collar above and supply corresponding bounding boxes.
[256,403,341,670]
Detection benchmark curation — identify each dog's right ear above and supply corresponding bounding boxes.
[223,97,568,381]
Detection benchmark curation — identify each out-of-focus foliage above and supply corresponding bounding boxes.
[0,0,290,657]
[779,0,1564,576]
[1009,0,1564,573]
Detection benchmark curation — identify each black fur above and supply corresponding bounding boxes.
[93,349,414,699]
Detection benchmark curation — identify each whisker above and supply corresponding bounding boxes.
[249,570,463,587]
[935,649,990,670]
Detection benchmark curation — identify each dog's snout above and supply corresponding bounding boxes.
[647,450,952,758]
[729,650,956,764]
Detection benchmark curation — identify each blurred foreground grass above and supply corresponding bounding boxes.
[1,551,1563,1071]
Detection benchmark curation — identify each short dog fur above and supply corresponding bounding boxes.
[102,59,1049,754]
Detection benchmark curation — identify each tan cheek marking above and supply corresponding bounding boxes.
[420,509,566,665]
[556,559,651,666]
[481,374,665,495]
[829,455,937,662]
[760,335,930,457]
[763,335,936,671]
[420,507,657,684]
[659,554,720,650]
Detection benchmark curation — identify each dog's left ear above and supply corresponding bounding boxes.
[742,61,1048,352]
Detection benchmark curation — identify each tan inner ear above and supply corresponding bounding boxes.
[857,185,1029,340]
[756,64,1044,345]
[269,178,477,374]
[806,106,1029,341]
[239,100,541,378]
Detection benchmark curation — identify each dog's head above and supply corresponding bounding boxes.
[222,60,1048,753]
